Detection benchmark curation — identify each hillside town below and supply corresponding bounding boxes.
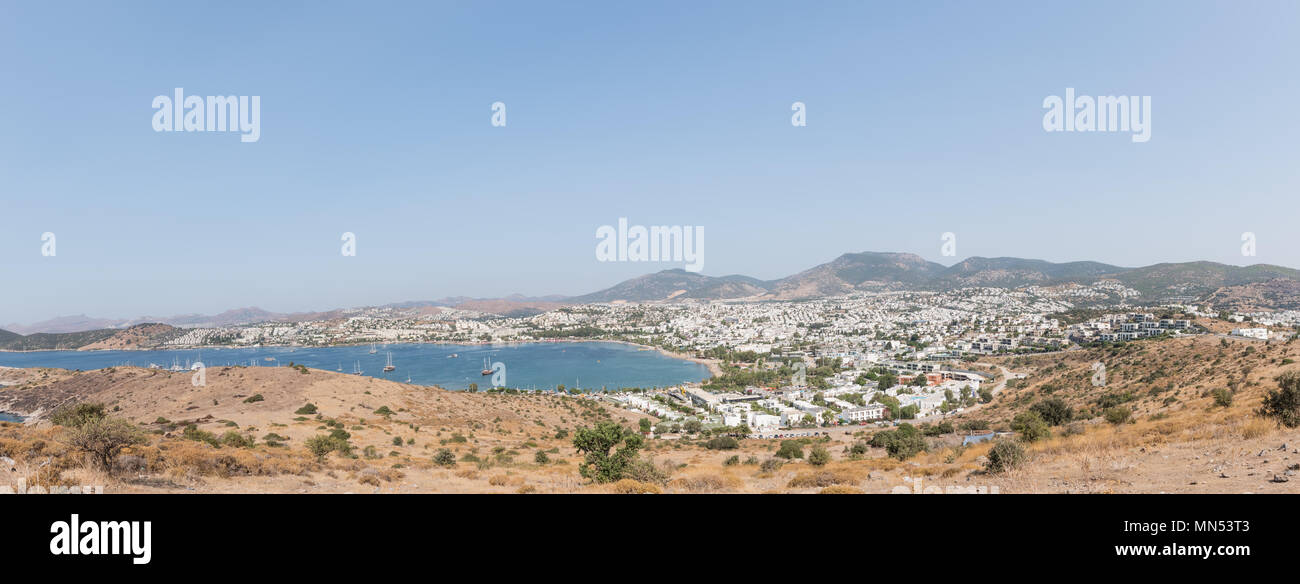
[102,284,1285,434]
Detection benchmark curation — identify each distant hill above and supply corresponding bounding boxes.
[451,299,569,318]
[1204,279,1300,312]
[9,293,572,335]
[0,323,181,351]
[12,254,1300,329]
[5,307,286,335]
[569,252,1300,306]
[2,314,128,335]
[936,257,1124,288]
[0,329,22,345]
[1107,262,1300,300]
[769,252,944,298]
[570,269,771,303]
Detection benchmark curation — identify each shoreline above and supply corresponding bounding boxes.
[0,338,720,382]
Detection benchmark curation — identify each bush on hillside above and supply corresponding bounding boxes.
[984,440,1026,474]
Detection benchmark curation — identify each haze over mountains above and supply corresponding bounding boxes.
[572,252,1300,304]
[8,252,1300,335]
[2,295,567,335]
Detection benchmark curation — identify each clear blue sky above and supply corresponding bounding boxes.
[2,0,1298,324]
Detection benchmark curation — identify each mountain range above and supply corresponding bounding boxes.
[572,252,1300,305]
[7,252,1300,335]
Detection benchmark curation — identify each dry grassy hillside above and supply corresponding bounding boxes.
[3,335,1299,494]
[978,335,1293,425]
[1,366,652,493]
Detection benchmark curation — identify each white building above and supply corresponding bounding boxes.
[838,404,887,422]
[747,412,781,429]
[1232,327,1269,340]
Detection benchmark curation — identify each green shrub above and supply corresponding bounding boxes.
[572,421,644,483]
[870,424,927,460]
[808,445,831,466]
[1011,411,1051,442]
[63,416,145,469]
[775,440,804,459]
[182,424,220,447]
[624,457,669,485]
[243,394,264,404]
[1259,372,1300,428]
[306,434,352,460]
[985,440,1026,473]
[49,402,106,428]
[294,404,318,415]
[220,431,254,448]
[1029,398,1073,426]
[705,436,739,450]
[1103,406,1131,425]
[1211,388,1233,408]
[433,449,457,466]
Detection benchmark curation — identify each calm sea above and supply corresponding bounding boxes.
[0,341,709,391]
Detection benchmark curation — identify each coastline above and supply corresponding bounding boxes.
[0,338,720,381]
[618,342,722,378]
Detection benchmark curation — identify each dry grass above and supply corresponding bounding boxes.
[609,479,662,494]
[787,466,863,488]
[667,472,742,493]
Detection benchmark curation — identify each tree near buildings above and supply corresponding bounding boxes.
[572,421,645,483]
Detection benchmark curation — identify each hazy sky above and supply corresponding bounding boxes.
[2,1,1298,324]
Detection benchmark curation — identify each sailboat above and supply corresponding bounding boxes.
[384,352,396,372]
[353,361,363,375]
[336,362,342,371]
[480,357,493,376]
[369,343,378,354]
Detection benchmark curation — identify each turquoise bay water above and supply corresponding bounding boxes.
[0,342,709,391]
[0,411,23,422]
